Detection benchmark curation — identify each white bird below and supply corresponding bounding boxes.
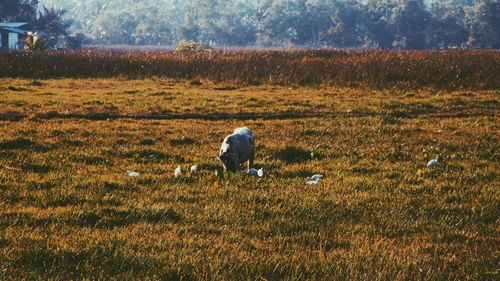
[311,174,324,180]
[175,165,182,178]
[246,168,263,177]
[190,165,198,173]
[257,168,264,177]
[427,157,439,167]
[306,179,320,185]
[127,171,140,177]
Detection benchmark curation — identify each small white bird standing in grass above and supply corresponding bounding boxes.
[307,174,324,185]
[311,174,324,180]
[190,165,198,173]
[427,157,440,167]
[257,168,264,177]
[247,168,264,177]
[175,165,182,178]
[127,171,140,177]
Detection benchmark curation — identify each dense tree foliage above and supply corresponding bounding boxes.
[0,0,39,22]
[28,0,500,48]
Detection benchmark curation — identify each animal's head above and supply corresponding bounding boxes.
[218,152,239,173]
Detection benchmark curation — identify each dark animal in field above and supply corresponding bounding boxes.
[217,127,255,173]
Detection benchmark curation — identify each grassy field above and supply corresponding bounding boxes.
[0,78,498,280]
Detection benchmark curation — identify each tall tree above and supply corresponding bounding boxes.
[364,0,395,49]
[428,0,469,49]
[258,0,309,46]
[327,0,368,48]
[91,11,138,44]
[299,0,334,46]
[390,0,432,49]
[214,0,257,46]
[177,12,200,42]
[35,7,72,37]
[34,0,500,49]
[0,0,38,22]
[468,0,500,48]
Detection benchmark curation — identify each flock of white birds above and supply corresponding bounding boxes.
[127,157,441,184]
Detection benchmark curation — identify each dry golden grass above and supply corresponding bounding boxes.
[0,78,498,280]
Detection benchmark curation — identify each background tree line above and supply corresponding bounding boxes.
[4,0,500,49]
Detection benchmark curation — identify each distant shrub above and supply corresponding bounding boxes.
[173,40,213,54]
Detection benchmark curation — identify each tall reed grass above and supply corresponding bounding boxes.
[1,50,499,89]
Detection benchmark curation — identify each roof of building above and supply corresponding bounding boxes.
[0,22,28,28]
[0,27,27,34]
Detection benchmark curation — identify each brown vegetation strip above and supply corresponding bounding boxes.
[1,50,499,89]
[0,111,495,122]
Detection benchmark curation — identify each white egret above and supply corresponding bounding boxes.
[245,168,263,177]
[311,174,324,180]
[257,168,264,177]
[175,165,182,177]
[427,157,440,167]
[127,171,140,177]
[190,165,198,173]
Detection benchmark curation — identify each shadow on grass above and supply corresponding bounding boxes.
[10,240,192,280]
[70,207,182,228]
[0,207,182,229]
[0,138,36,150]
[272,146,311,164]
[169,137,196,146]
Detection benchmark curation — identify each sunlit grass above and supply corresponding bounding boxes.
[0,78,498,280]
